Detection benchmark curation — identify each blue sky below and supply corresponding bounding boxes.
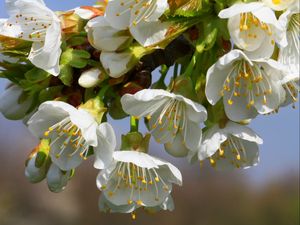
[0,0,299,184]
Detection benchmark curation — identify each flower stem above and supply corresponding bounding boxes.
[160,64,169,81]
[130,116,139,132]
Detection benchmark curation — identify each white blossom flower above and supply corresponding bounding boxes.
[0,0,62,75]
[97,151,182,209]
[0,85,33,120]
[78,68,102,88]
[105,0,168,30]
[262,0,297,11]
[46,163,72,193]
[104,0,170,47]
[86,16,132,52]
[219,2,284,58]
[198,121,263,170]
[206,49,286,122]
[99,193,174,215]
[121,89,207,153]
[278,5,299,75]
[27,101,116,171]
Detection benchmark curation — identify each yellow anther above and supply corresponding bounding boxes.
[228,99,234,105]
[136,200,143,206]
[210,158,216,167]
[142,179,147,184]
[55,154,60,159]
[219,149,225,156]
[242,24,248,30]
[236,154,241,160]
[127,200,133,205]
[44,131,50,137]
[131,212,136,220]
[146,115,151,120]
[108,191,114,197]
[148,180,153,185]
[101,185,106,190]
[155,177,160,182]
[272,0,281,5]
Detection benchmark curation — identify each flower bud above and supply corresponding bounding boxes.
[25,140,51,183]
[0,85,33,120]
[78,68,103,88]
[46,164,72,193]
[25,153,47,183]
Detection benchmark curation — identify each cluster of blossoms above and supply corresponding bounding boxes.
[0,0,298,219]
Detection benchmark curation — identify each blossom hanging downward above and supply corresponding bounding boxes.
[198,121,263,170]
[0,0,62,75]
[97,151,182,210]
[121,89,207,156]
[219,2,284,58]
[206,49,286,122]
[27,101,116,171]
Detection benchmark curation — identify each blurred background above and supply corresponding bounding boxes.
[0,1,299,225]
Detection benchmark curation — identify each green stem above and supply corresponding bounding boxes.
[97,83,111,99]
[159,64,169,82]
[130,116,139,132]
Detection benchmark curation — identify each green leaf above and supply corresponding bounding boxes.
[67,36,87,46]
[25,67,50,83]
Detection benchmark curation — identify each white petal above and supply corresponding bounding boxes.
[28,21,62,76]
[87,16,131,51]
[130,20,169,47]
[224,121,263,144]
[113,151,159,169]
[175,94,207,123]
[99,194,136,213]
[218,2,264,18]
[46,164,70,193]
[93,123,117,169]
[100,51,132,78]
[198,125,227,160]
[121,89,171,117]
[27,101,75,138]
[223,91,258,122]
[182,121,202,150]
[70,109,98,146]
[104,0,130,30]
[49,139,83,171]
